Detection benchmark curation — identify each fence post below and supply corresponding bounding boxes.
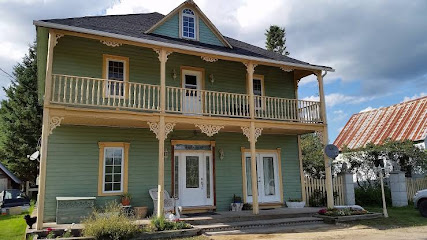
[338,172,355,205]
[389,171,408,207]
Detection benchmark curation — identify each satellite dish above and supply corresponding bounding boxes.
[324,144,339,159]
[28,151,40,161]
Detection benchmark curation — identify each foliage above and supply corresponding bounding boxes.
[265,25,289,55]
[308,189,339,207]
[341,139,427,182]
[354,183,392,206]
[301,133,328,178]
[82,202,141,240]
[242,203,252,210]
[287,198,303,202]
[0,42,42,182]
[120,192,132,200]
[318,207,368,216]
[148,216,191,232]
[232,194,242,203]
[0,203,34,240]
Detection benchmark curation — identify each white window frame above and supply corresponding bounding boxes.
[102,147,124,194]
[181,8,197,40]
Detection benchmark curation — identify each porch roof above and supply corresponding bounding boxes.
[34,12,334,72]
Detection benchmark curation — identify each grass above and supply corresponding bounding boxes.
[352,205,427,229]
[0,203,34,240]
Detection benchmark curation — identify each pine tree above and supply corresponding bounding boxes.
[0,43,42,182]
[265,25,290,55]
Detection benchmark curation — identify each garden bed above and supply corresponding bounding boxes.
[315,212,383,224]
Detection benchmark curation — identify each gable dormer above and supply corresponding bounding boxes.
[146,0,232,48]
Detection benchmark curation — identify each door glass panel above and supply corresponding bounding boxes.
[185,75,198,96]
[186,156,199,188]
[263,157,275,196]
[174,156,179,198]
[246,157,252,196]
[206,156,210,199]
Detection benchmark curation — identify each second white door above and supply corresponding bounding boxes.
[182,69,202,114]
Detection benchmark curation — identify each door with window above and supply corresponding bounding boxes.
[253,77,264,111]
[245,152,281,203]
[177,151,213,207]
[104,56,128,98]
[182,69,202,114]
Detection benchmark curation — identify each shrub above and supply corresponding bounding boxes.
[308,190,339,207]
[82,202,141,240]
[355,185,391,206]
[149,216,191,232]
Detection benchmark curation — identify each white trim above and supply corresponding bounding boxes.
[102,147,124,194]
[180,8,197,40]
[33,21,334,72]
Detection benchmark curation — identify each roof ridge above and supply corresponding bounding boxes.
[42,12,164,22]
[355,95,427,115]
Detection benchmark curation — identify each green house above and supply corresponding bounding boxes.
[33,0,334,229]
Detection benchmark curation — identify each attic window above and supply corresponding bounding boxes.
[182,8,196,39]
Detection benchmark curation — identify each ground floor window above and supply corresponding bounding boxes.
[98,142,130,196]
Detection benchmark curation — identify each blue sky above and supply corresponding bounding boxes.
[0,0,426,143]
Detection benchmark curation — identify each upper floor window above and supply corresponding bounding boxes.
[102,55,129,98]
[182,9,196,39]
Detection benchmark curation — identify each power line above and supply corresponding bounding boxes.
[0,67,15,81]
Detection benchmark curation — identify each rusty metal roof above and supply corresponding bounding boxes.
[334,96,427,150]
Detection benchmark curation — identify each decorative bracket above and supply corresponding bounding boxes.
[53,34,64,47]
[195,124,224,137]
[243,62,258,75]
[153,48,173,62]
[100,40,122,47]
[241,126,263,143]
[148,122,176,140]
[49,116,64,135]
[280,66,294,72]
[201,56,218,63]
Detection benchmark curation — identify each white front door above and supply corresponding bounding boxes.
[182,69,202,114]
[177,151,213,207]
[245,152,281,203]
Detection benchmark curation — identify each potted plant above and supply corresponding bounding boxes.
[230,195,244,211]
[286,198,305,208]
[120,193,132,206]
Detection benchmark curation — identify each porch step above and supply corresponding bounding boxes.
[183,207,321,225]
[193,216,324,232]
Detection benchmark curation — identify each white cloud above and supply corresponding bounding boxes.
[359,106,375,113]
[331,110,348,121]
[402,92,426,102]
[303,93,375,107]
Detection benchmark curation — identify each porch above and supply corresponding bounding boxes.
[50,74,322,124]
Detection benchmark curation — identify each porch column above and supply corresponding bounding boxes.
[245,62,259,214]
[156,48,171,216]
[36,30,56,230]
[317,72,334,208]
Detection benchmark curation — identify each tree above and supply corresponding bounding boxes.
[0,43,42,182]
[265,25,289,55]
[301,133,325,178]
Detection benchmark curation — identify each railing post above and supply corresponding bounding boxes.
[317,71,334,208]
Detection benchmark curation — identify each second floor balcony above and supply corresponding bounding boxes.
[50,74,323,124]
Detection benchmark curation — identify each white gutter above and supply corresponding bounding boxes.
[34,20,335,72]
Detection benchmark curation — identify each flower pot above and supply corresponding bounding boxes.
[230,203,244,211]
[134,206,148,219]
[121,198,131,206]
[286,201,305,208]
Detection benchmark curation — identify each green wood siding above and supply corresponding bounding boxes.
[152,14,179,38]
[198,18,225,47]
[44,125,301,221]
[37,27,49,103]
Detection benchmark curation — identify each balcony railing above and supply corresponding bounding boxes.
[51,74,322,124]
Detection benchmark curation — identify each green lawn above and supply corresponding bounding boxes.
[353,205,427,229]
[0,204,34,240]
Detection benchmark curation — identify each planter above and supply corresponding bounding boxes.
[121,198,131,206]
[133,228,201,240]
[286,201,305,208]
[134,206,148,219]
[230,203,243,211]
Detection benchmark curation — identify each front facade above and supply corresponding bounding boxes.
[34,0,334,228]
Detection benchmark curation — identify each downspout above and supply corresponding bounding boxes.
[322,70,328,78]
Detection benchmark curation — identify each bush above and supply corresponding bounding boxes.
[355,185,392,206]
[308,190,340,207]
[149,216,191,232]
[82,202,141,240]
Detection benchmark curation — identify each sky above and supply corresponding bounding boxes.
[0,0,426,142]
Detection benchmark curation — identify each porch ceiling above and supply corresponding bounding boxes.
[49,105,324,135]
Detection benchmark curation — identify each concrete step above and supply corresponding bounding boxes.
[193,216,324,232]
